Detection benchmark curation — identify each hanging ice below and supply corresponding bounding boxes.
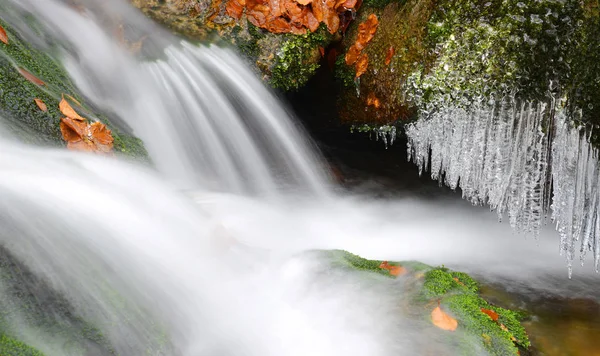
[406,98,600,275]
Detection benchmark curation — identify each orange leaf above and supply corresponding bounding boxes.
[59,95,86,121]
[355,52,368,78]
[64,94,82,107]
[60,116,88,140]
[33,98,47,112]
[0,24,8,45]
[295,0,312,5]
[431,306,458,331]
[319,46,325,57]
[388,265,406,276]
[18,67,45,86]
[90,121,114,153]
[345,44,361,65]
[366,92,380,109]
[480,308,499,321]
[453,277,465,287]
[385,45,394,66]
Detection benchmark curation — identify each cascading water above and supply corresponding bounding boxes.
[2,0,329,196]
[0,0,599,354]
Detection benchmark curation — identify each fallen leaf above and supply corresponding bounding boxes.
[295,0,312,5]
[59,95,86,121]
[60,116,114,154]
[385,45,394,66]
[0,24,8,45]
[378,261,406,276]
[18,67,45,86]
[431,306,458,331]
[481,308,499,321]
[453,277,465,287]
[366,92,380,108]
[355,52,368,78]
[226,0,245,19]
[499,324,517,341]
[319,46,325,57]
[34,98,47,112]
[345,44,361,65]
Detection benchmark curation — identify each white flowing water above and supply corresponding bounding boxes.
[3,0,329,196]
[0,0,599,355]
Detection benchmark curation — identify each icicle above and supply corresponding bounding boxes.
[406,98,600,273]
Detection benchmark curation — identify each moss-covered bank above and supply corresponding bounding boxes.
[0,17,147,157]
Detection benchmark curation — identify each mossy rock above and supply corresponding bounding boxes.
[0,334,45,356]
[327,250,530,356]
[0,17,147,158]
[131,0,334,91]
[333,0,434,127]
[0,246,116,355]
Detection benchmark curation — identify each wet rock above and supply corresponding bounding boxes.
[0,18,147,158]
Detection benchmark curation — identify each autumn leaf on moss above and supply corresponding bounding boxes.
[18,67,45,86]
[0,24,8,45]
[59,95,86,121]
[60,117,114,153]
[366,92,380,108]
[58,95,114,154]
[431,305,458,331]
[378,261,406,276]
[481,308,499,321]
[34,98,47,112]
[345,14,378,78]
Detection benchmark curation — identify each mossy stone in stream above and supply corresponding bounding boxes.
[328,251,530,356]
[0,18,147,158]
[0,334,45,356]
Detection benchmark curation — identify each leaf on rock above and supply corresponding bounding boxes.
[0,24,8,45]
[385,45,394,66]
[378,261,406,276]
[18,67,45,86]
[60,116,88,142]
[33,98,47,112]
[355,52,368,78]
[59,95,86,121]
[226,0,245,19]
[366,92,380,108]
[481,308,499,321]
[431,306,458,331]
[89,122,114,153]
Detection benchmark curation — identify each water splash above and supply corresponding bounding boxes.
[406,98,600,275]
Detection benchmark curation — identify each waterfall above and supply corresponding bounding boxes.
[2,0,330,197]
[406,99,600,275]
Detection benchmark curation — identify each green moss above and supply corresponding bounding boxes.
[444,294,520,355]
[0,17,147,158]
[363,0,406,9]
[328,250,391,276]
[421,266,528,355]
[334,54,355,88]
[270,25,331,91]
[0,334,45,356]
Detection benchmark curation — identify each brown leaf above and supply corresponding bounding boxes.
[385,45,395,66]
[378,261,406,276]
[59,95,86,121]
[480,308,499,321]
[431,306,458,331]
[60,116,88,142]
[355,52,368,78]
[319,46,325,57]
[295,0,312,5]
[90,122,114,153]
[266,17,292,33]
[0,24,8,45]
[33,98,47,112]
[366,92,380,109]
[226,0,244,19]
[345,44,361,65]
[64,94,82,107]
[307,11,320,32]
[18,67,45,86]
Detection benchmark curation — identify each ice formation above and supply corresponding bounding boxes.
[406,98,600,275]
